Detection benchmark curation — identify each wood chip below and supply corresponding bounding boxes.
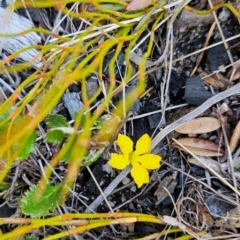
[154,174,177,205]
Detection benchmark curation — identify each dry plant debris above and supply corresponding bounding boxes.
[230,120,240,153]
[172,137,224,156]
[1,0,240,239]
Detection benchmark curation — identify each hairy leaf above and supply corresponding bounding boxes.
[14,132,37,159]
[20,183,65,218]
[46,114,69,128]
[46,130,65,144]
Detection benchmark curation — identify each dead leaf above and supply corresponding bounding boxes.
[175,117,221,134]
[200,71,233,90]
[230,120,240,153]
[127,0,154,11]
[129,52,154,67]
[172,138,224,156]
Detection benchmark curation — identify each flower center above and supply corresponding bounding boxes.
[129,153,139,164]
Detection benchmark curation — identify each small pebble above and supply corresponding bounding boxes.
[122,177,130,185]
[108,201,115,208]
[219,7,231,22]
[155,69,162,82]
[179,27,186,32]
[121,194,126,202]
[130,185,137,192]
[102,164,112,174]
[86,79,98,99]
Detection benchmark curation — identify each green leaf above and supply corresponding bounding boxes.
[73,112,86,126]
[0,182,11,190]
[82,149,104,166]
[61,149,71,162]
[21,183,65,218]
[46,130,65,144]
[235,164,240,170]
[94,114,111,129]
[0,106,17,123]
[17,132,37,160]
[46,114,69,128]
[100,3,125,11]
[24,236,39,240]
[50,127,75,134]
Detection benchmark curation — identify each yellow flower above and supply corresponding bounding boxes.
[108,133,161,188]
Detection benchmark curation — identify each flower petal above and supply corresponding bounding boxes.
[131,161,149,188]
[135,154,161,169]
[116,134,133,155]
[108,153,130,170]
[133,134,151,156]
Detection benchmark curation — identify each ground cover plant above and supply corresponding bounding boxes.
[1,0,240,239]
